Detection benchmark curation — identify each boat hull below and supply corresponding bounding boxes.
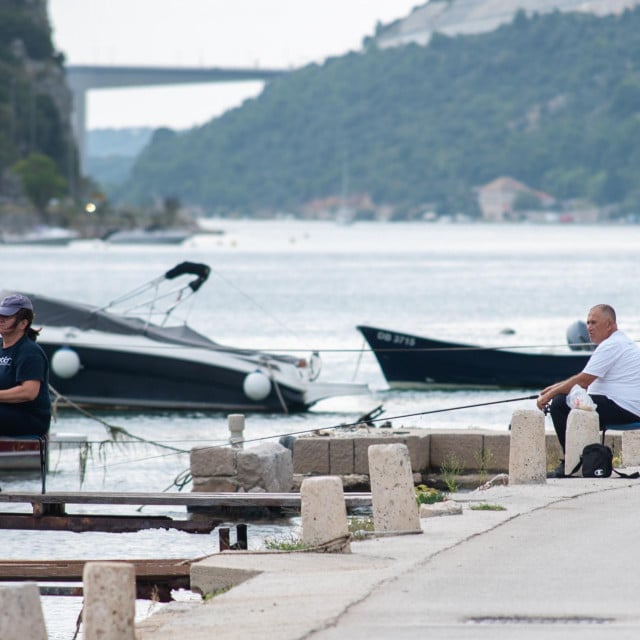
[41,341,309,412]
[357,325,590,389]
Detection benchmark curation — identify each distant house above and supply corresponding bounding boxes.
[476,176,554,221]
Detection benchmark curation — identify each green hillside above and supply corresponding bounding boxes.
[120,8,640,218]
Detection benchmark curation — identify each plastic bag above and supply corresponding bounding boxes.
[566,384,597,411]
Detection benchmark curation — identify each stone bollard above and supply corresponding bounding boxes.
[228,414,245,448]
[368,443,421,534]
[622,431,640,466]
[0,583,47,640]
[301,476,350,552]
[565,409,600,474]
[83,562,136,640]
[509,409,546,484]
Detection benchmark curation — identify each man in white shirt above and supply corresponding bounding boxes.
[537,304,640,477]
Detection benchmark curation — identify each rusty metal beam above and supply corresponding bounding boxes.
[0,512,219,533]
[0,559,193,602]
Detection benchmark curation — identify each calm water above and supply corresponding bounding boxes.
[2,220,640,637]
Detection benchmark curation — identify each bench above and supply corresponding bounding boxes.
[2,434,48,493]
[602,422,640,444]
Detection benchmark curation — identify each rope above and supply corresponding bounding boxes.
[351,337,366,381]
[48,385,188,454]
[265,360,289,414]
[47,386,537,487]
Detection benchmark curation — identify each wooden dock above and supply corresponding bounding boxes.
[0,558,191,601]
[0,491,372,532]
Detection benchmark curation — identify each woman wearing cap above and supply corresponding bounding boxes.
[0,293,51,437]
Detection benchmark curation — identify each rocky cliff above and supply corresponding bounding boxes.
[377,0,640,48]
[0,0,76,200]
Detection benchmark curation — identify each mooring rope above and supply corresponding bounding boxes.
[46,385,538,488]
[48,385,188,454]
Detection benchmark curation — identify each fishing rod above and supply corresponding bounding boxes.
[178,393,541,453]
[70,394,541,475]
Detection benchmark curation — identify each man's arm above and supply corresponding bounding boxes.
[536,371,596,410]
[0,380,41,403]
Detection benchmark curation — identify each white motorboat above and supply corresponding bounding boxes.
[3,263,368,412]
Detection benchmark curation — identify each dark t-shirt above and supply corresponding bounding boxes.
[0,335,51,414]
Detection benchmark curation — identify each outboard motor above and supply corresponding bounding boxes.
[566,320,595,351]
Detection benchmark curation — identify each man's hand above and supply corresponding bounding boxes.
[536,372,597,412]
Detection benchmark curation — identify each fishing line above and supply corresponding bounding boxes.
[83,394,539,473]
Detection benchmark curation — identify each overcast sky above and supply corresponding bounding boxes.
[48,0,423,130]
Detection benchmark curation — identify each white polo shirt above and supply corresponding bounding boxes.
[585,330,640,417]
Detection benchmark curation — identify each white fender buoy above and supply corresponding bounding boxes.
[51,347,81,379]
[243,370,271,401]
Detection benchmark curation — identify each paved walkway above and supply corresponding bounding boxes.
[136,475,640,639]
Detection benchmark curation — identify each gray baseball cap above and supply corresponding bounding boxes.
[0,293,34,316]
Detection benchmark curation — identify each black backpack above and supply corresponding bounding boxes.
[569,443,639,478]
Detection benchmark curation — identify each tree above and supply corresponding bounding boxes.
[12,152,67,221]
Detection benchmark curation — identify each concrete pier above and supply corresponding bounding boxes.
[148,473,640,640]
[508,409,546,484]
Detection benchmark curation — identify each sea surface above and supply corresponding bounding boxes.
[2,219,640,637]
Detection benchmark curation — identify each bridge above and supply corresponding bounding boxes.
[66,64,288,174]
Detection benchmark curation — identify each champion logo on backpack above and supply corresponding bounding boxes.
[580,443,612,478]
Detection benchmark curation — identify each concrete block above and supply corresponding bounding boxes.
[405,433,430,472]
[228,414,245,447]
[368,443,421,534]
[482,433,510,472]
[192,476,239,492]
[237,443,293,492]
[190,446,236,477]
[293,438,329,474]
[0,583,47,640]
[509,410,546,484]
[301,476,350,551]
[83,562,136,640]
[329,438,354,474]
[565,409,599,474]
[622,430,640,466]
[354,436,406,474]
[430,433,483,471]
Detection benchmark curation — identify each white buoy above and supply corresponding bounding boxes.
[243,370,271,401]
[51,348,81,379]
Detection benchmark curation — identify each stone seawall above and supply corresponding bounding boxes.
[292,428,623,487]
